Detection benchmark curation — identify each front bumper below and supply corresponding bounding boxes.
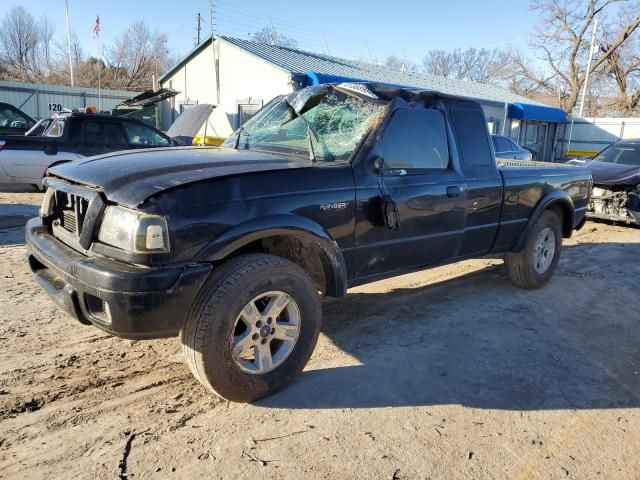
[26,217,212,339]
[586,210,640,225]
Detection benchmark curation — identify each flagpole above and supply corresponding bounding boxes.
[97,31,101,111]
[93,16,101,111]
[98,37,101,111]
[64,0,75,86]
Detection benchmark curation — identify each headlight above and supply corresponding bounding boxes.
[98,206,170,253]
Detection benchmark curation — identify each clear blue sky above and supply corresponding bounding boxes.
[0,0,538,64]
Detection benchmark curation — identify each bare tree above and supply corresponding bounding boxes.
[50,31,84,85]
[423,48,511,84]
[511,0,640,113]
[250,26,298,49]
[384,55,418,73]
[104,21,172,89]
[37,15,56,77]
[0,6,40,81]
[0,7,176,91]
[599,4,640,114]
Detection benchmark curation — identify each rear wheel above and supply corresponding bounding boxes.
[181,254,321,402]
[505,210,562,289]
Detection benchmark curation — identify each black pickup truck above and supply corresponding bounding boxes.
[26,83,592,402]
[0,112,175,190]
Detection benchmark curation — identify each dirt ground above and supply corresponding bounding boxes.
[0,184,639,480]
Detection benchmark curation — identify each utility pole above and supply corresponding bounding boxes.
[578,18,598,117]
[210,0,220,104]
[195,13,201,46]
[64,0,75,86]
[322,31,330,55]
[365,41,375,64]
[269,17,277,46]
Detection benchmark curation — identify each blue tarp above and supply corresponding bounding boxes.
[508,102,566,123]
[305,71,367,86]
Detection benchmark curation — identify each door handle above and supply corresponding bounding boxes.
[446,186,463,198]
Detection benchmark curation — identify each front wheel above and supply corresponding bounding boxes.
[181,254,321,402]
[504,210,562,289]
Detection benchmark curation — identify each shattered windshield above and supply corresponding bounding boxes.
[223,86,387,162]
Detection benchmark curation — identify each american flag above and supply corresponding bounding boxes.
[93,16,100,38]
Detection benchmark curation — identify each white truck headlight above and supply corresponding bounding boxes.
[98,206,170,253]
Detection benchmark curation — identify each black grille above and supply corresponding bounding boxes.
[54,190,89,236]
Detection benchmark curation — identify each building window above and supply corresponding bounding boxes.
[525,123,539,147]
[487,120,499,134]
[237,103,263,128]
[509,119,521,142]
[179,102,196,115]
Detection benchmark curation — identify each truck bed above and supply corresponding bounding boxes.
[493,160,592,251]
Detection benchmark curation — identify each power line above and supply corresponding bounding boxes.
[211,1,415,62]
[213,16,405,63]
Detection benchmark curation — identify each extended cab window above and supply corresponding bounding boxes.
[452,109,492,166]
[379,108,449,170]
[123,122,170,147]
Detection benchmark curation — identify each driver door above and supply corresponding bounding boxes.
[353,107,468,280]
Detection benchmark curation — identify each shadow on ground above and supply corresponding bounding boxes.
[260,241,640,411]
[0,184,39,193]
[0,203,39,227]
[0,203,39,246]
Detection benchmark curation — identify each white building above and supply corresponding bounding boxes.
[159,35,566,161]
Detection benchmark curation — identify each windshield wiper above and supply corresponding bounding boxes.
[234,126,245,149]
[283,99,318,162]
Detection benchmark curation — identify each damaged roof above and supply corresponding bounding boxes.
[159,35,548,109]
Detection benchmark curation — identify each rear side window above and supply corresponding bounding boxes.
[452,109,492,166]
[103,123,128,145]
[493,136,512,153]
[379,108,449,170]
[81,121,104,143]
[123,122,170,147]
[45,119,65,137]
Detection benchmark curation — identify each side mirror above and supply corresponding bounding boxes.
[373,156,385,175]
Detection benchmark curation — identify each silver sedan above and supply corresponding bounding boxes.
[492,134,532,161]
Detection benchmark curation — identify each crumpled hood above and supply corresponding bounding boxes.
[47,146,311,208]
[567,158,640,186]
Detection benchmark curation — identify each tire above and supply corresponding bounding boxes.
[505,210,562,289]
[181,254,322,402]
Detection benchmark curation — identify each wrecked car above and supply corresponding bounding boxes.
[26,82,592,402]
[569,139,640,225]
